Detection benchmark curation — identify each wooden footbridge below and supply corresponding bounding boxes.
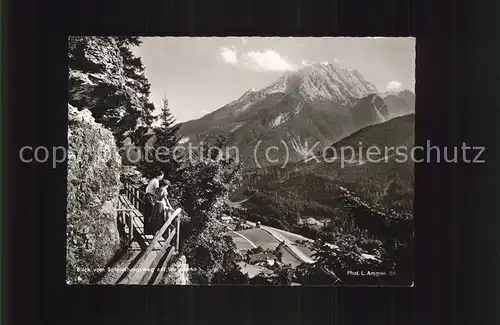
[115,181,182,285]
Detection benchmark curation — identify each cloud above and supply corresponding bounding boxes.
[386,81,403,90]
[221,47,308,72]
[300,58,342,67]
[220,47,238,65]
[242,50,297,72]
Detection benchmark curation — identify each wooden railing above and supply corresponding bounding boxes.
[116,181,182,284]
[123,182,146,213]
[118,182,181,250]
[116,182,146,242]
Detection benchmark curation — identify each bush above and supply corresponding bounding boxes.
[66,104,122,284]
[182,220,240,283]
[234,221,245,231]
[212,267,250,285]
[166,137,244,283]
[338,187,414,280]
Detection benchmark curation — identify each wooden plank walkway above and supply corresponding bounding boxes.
[115,183,182,285]
[118,194,167,250]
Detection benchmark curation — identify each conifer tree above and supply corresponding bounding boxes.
[155,97,181,149]
[68,36,155,145]
[138,96,181,178]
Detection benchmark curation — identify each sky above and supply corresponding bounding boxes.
[134,37,415,123]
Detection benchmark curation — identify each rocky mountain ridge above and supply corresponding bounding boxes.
[177,63,414,168]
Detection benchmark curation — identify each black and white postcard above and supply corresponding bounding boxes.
[66,36,415,286]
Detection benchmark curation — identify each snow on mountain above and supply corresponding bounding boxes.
[270,113,290,128]
[229,123,244,133]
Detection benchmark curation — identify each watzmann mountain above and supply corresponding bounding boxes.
[176,62,414,167]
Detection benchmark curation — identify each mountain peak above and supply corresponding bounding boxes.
[263,62,379,105]
[240,88,257,98]
[382,89,414,98]
[202,62,381,122]
[295,62,335,74]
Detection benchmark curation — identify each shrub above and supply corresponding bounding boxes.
[166,137,244,283]
[182,219,240,283]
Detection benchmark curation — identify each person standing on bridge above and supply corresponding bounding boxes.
[151,179,174,236]
[144,170,164,234]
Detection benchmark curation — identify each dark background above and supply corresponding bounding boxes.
[3,0,499,324]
